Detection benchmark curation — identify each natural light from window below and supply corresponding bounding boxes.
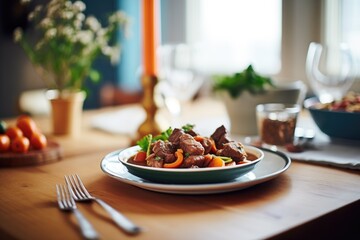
[342,0,360,76]
[186,0,282,75]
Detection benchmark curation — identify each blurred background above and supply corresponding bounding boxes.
[1,0,359,118]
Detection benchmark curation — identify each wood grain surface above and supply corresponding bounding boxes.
[0,101,359,240]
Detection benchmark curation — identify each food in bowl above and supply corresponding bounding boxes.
[132,124,257,169]
[118,125,264,184]
[304,93,360,140]
[311,91,360,112]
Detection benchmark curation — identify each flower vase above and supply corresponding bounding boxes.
[46,90,86,137]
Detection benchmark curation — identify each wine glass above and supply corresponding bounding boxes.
[306,42,356,103]
[156,44,203,126]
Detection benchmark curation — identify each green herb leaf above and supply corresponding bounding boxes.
[213,65,274,98]
[182,124,195,132]
[153,127,173,141]
[214,155,233,163]
[136,134,152,156]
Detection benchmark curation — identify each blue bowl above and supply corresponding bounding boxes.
[304,97,360,140]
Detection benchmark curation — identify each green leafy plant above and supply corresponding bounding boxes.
[13,0,128,94]
[213,65,275,98]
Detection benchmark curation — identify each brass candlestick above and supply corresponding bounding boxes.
[135,75,161,141]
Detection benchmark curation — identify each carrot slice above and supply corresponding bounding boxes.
[209,138,217,153]
[194,135,204,142]
[164,149,184,168]
[208,156,225,167]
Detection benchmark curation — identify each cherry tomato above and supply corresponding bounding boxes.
[6,126,23,140]
[30,132,47,150]
[16,116,38,139]
[133,151,147,162]
[11,136,30,153]
[0,134,10,152]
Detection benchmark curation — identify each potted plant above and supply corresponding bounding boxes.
[13,0,127,136]
[213,65,306,135]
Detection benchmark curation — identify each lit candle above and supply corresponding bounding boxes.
[142,0,157,76]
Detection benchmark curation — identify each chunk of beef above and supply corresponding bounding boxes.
[184,129,198,137]
[152,140,176,163]
[196,136,213,154]
[216,142,247,163]
[181,155,211,168]
[211,125,231,149]
[146,153,164,168]
[179,134,205,155]
[168,128,185,146]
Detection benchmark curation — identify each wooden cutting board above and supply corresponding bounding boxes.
[0,141,62,167]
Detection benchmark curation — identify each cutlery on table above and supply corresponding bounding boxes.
[56,184,99,240]
[65,174,141,235]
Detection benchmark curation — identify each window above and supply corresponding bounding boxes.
[341,0,360,76]
[185,0,282,75]
[324,0,360,77]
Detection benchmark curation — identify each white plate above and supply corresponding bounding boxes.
[100,148,291,195]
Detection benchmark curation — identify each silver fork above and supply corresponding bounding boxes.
[65,174,141,235]
[56,184,99,240]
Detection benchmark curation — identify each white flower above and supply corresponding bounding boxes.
[40,18,52,28]
[109,11,126,24]
[76,30,93,44]
[60,26,74,37]
[61,11,74,19]
[73,1,86,12]
[101,45,112,56]
[109,46,121,64]
[29,5,43,20]
[85,16,101,32]
[96,28,106,37]
[101,46,120,64]
[76,13,85,21]
[13,28,23,42]
[65,1,72,8]
[74,13,85,29]
[74,19,82,29]
[28,11,35,21]
[45,28,57,39]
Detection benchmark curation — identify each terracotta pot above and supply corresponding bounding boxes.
[219,81,307,136]
[46,90,86,136]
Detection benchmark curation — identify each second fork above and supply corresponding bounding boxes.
[56,184,99,240]
[65,174,141,235]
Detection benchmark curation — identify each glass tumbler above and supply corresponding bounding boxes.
[256,104,300,146]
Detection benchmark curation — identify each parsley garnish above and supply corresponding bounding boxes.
[136,124,197,157]
[182,124,195,132]
[136,134,152,156]
[153,127,173,141]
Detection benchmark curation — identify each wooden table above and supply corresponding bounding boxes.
[0,99,359,240]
